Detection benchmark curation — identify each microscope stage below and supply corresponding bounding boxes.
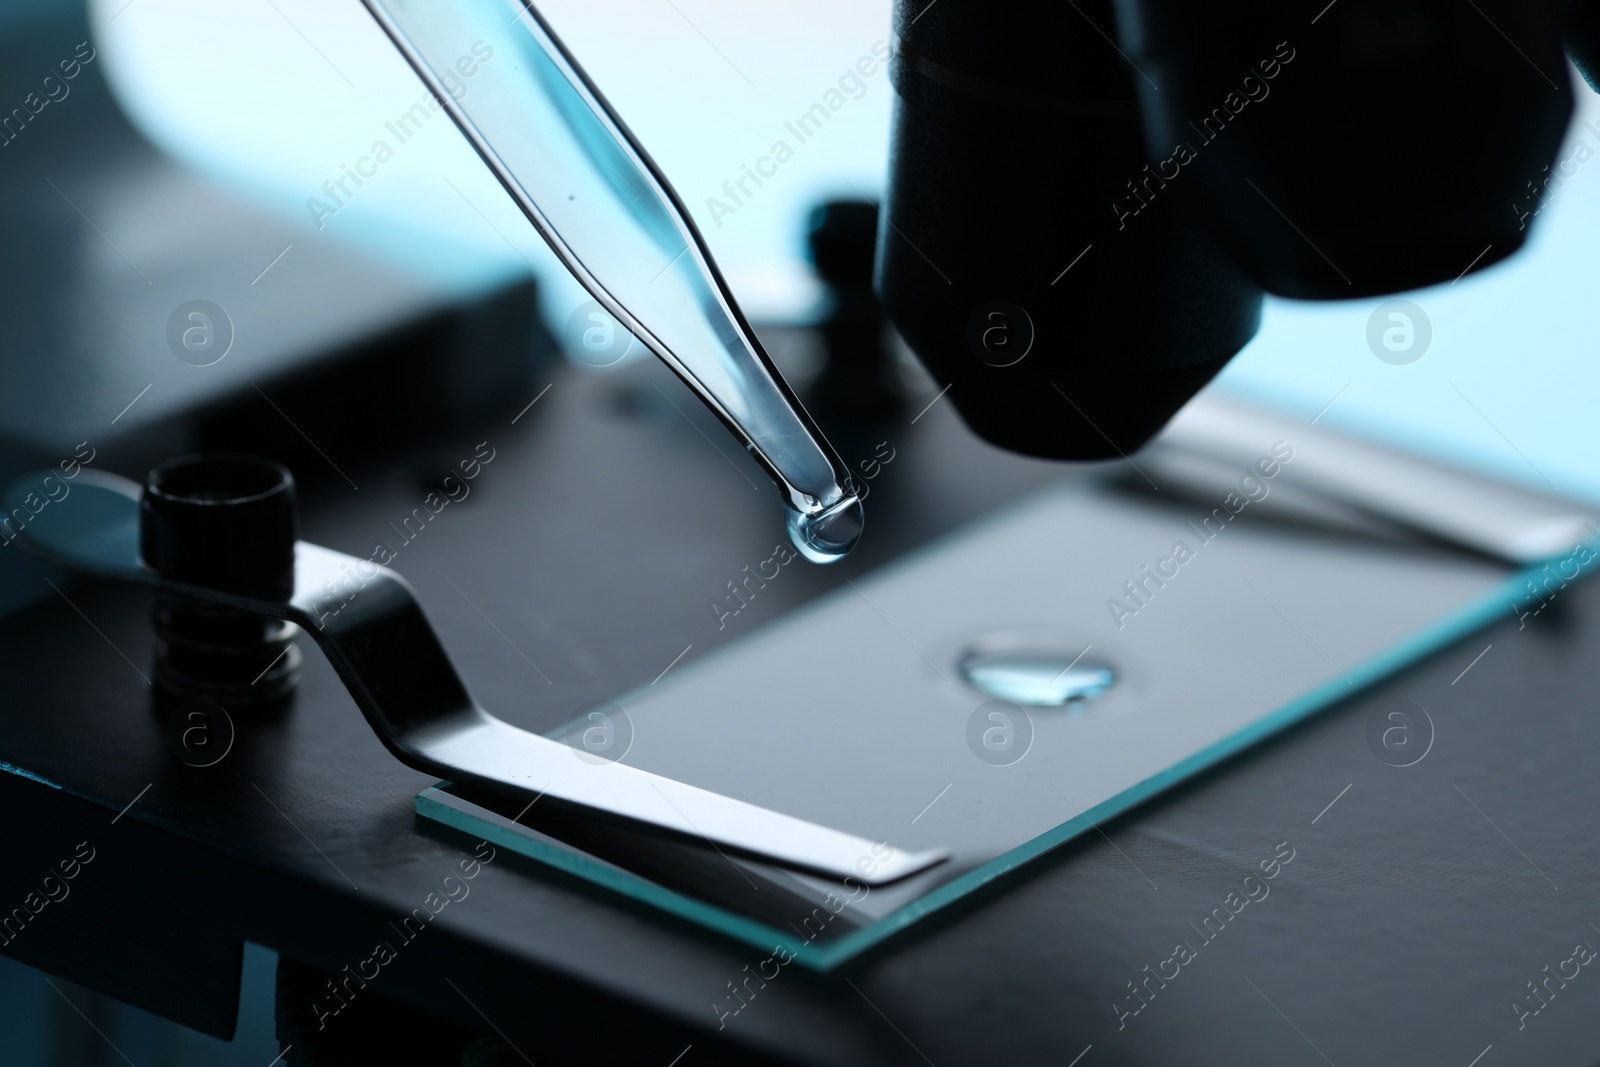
[420,474,1527,969]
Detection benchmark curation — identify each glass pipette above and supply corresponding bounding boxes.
[360,0,863,562]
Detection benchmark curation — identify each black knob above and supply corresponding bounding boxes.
[139,455,301,705]
[805,199,905,422]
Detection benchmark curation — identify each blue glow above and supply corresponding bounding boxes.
[0,761,62,790]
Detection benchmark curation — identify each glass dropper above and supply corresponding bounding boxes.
[360,0,863,563]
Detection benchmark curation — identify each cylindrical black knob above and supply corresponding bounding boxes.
[141,455,297,599]
[806,199,905,423]
[878,0,1262,460]
[1116,0,1573,297]
[139,455,301,705]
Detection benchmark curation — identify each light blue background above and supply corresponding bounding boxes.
[87,0,1600,507]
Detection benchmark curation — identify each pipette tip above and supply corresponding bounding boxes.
[787,494,865,564]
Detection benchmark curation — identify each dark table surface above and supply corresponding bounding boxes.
[2,338,1599,1067]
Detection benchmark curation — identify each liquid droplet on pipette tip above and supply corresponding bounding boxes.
[787,494,864,564]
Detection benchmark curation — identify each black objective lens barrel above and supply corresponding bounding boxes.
[1565,0,1600,91]
[877,0,1263,461]
[1114,0,1572,298]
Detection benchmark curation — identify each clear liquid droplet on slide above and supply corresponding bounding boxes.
[958,649,1116,707]
[788,495,865,564]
